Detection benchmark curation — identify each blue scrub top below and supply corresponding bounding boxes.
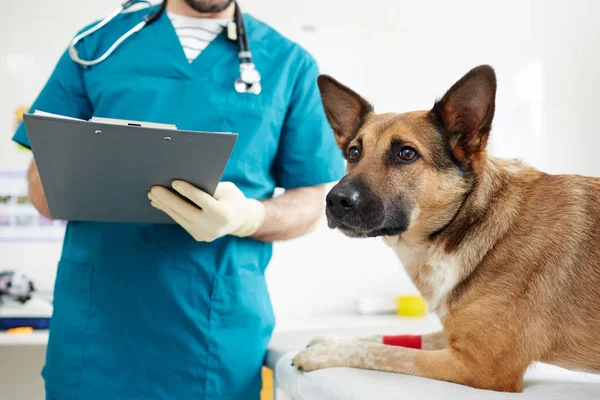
[14,7,344,400]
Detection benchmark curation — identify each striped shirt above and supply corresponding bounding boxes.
[167,13,231,63]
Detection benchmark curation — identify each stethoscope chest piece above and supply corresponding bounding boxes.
[235,61,262,94]
[235,79,262,95]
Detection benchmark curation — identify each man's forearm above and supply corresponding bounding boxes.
[27,159,51,219]
[252,185,326,242]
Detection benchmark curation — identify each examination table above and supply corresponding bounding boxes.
[266,315,600,400]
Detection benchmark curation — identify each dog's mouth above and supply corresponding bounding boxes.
[327,218,407,238]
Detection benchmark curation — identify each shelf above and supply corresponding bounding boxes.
[0,330,49,346]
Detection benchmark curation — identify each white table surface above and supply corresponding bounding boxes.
[269,314,600,400]
[0,330,49,346]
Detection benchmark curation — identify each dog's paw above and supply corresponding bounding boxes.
[292,342,365,372]
[292,344,338,372]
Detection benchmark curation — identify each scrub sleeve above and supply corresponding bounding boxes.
[274,54,346,189]
[13,49,93,148]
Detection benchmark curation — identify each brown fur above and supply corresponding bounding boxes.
[292,65,600,392]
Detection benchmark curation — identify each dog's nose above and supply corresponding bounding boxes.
[326,187,361,214]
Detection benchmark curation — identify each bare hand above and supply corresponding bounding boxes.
[27,159,51,219]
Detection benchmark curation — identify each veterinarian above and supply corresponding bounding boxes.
[13,0,344,399]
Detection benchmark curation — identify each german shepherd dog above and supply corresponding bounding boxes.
[292,66,600,392]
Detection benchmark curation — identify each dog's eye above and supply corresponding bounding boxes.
[395,146,419,163]
[348,147,361,162]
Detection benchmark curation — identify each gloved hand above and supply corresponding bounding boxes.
[148,181,265,242]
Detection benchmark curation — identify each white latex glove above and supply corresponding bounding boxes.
[148,181,265,242]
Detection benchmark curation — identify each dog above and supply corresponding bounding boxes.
[291,65,600,392]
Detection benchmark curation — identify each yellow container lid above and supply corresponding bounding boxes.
[396,295,428,317]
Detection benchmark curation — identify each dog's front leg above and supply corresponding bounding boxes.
[306,331,447,350]
[422,331,447,349]
[292,342,443,375]
[381,331,448,350]
[292,342,523,392]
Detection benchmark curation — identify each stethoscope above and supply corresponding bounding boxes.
[68,0,261,94]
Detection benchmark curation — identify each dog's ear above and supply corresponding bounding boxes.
[431,65,497,162]
[318,75,373,150]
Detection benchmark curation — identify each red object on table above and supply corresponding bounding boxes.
[382,334,422,349]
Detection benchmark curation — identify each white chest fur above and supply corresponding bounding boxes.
[384,236,461,315]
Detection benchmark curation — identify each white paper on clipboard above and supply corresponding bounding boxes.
[33,110,178,130]
[33,110,83,121]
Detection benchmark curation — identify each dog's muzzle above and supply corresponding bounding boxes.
[325,180,384,235]
[325,179,410,237]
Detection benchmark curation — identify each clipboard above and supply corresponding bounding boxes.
[22,112,237,224]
